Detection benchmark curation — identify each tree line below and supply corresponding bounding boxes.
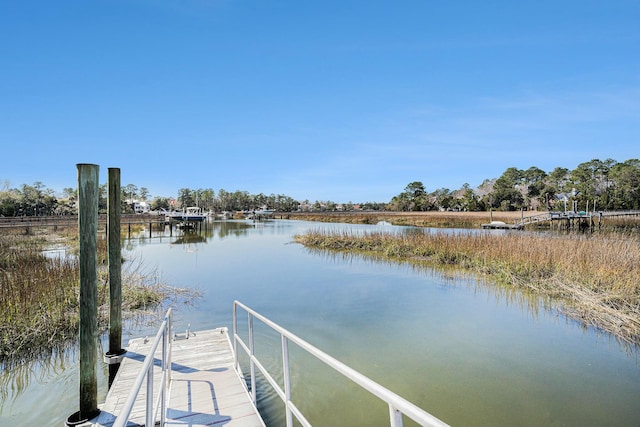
[1,157,638,217]
[0,181,304,216]
[388,158,640,212]
[150,188,300,213]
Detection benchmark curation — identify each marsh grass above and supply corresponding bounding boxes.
[285,211,640,232]
[284,211,524,228]
[0,231,77,358]
[0,228,201,363]
[295,229,640,346]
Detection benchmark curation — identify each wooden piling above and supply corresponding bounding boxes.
[106,168,125,386]
[68,164,101,424]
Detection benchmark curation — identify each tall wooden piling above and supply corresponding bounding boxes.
[68,164,101,424]
[106,168,125,385]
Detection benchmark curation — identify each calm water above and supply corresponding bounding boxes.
[1,219,639,427]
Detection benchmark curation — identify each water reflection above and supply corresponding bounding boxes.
[0,338,111,427]
[308,247,549,330]
[0,345,76,411]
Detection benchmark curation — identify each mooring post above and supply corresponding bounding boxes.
[66,164,101,425]
[106,168,126,386]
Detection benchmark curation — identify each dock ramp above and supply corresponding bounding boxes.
[84,302,450,427]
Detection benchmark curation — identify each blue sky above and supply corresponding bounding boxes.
[1,1,638,203]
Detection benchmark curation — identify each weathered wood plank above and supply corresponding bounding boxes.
[88,327,264,427]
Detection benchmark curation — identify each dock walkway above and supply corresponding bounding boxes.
[91,328,265,427]
[482,210,640,230]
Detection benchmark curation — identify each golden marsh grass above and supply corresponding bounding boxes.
[0,228,200,362]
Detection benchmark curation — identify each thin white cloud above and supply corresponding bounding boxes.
[284,84,640,200]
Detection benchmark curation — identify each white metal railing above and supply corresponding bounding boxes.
[232,300,450,427]
[112,308,173,427]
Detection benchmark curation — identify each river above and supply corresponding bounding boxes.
[1,219,639,426]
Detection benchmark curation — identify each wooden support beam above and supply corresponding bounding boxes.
[66,164,101,425]
[106,168,126,386]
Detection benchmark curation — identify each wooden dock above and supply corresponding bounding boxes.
[480,220,522,230]
[481,210,640,231]
[90,328,265,427]
[513,210,640,230]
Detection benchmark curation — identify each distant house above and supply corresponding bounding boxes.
[128,200,149,214]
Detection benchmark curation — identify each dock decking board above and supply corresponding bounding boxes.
[89,328,265,427]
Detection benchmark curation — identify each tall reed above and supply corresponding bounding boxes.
[0,229,201,362]
[295,229,640,346]
[0,233,79,360]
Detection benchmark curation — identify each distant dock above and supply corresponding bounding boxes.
[482,210,640,231]
[481,221,522,230]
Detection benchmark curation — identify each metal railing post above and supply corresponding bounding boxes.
[111,308,172,427]
[248,312,256,404]
[167,310,173,386]
[161,318,168,426]
[282,335,293,427]
[146,362,154,427]
[233,303,238,370]
[389,404,403,427]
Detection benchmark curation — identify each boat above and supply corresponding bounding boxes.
[167,207,206,222]
[247,206,275,220]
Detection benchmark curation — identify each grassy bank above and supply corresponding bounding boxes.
[295,229,640,346]
[284,211,526,228]
[282,210,640,230]
[0,228,199,362]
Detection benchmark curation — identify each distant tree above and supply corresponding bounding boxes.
[198,188,215,211]
[252,193,269,209]
[548,167,570,189]
[432,188,454,211]
[403,181,429,211]
[18,182,58,216]
[123,184,139,201]
[388,193,411,211]
[217,189,231,211]
[267,194,296,211]
[540,167,570,210]
[0,188,20,216]
[139,187,150,201]
[177,188,195,209]
[570,159,615,210]
[522,166,547,209]
[325,201,338,211]
[62,187,77,200]
[458,183,479,211]
[360,201,385,211]
[232,190,252,211]
[150,197,171,211]
[492,168,524,210]
[609,159,640,209]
